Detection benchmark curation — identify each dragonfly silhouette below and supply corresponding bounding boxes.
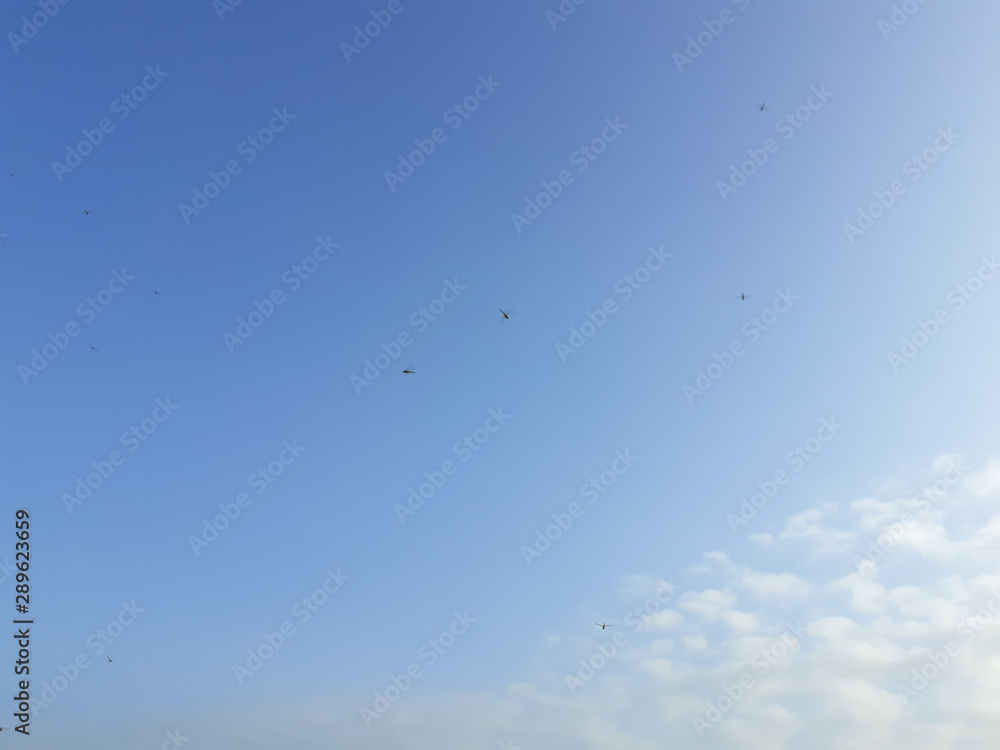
[499,307,517,325]
[736,293,751,301]
[595,622,613,630]
[760,103,766,111]
[84,209,90,215]
[402,360,416,374]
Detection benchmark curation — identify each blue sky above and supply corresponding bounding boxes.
[4,1,1000,747]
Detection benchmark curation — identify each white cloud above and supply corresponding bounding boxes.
[681,634,708,651]
[677,588,737,619]
[642,609,683,631]
[774,506,856,556]
[722,609,760,634]
[60,456,1000,749]
[741,571,812,600]
[965,459,1000,497]
[849,496,901,531]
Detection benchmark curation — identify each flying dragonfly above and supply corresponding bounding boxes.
[89,344,99,351]
[107,657,113,663]
[84,209,90,215]
[736,293,751,301]
[499,307,516,326]
[760,103,766,111]
[402,360,416,374]
[595,622,612,630]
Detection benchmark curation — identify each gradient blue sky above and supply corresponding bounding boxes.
[3,1,1000,748]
